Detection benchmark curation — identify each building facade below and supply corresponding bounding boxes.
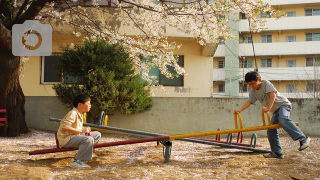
[213,0,320,99]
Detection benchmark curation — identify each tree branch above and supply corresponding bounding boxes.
[17,0,54,24]
[11,0,30,27]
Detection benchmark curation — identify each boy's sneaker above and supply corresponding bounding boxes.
[70,160,90,168]
[299,137,311,151]
[263,152,284,159]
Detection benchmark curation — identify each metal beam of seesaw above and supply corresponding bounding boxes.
[49,117,296,151]
[89,126,264,147]
[29,136,170,155]
[50,117,299,140]
[168,122,299,140]
[50,117,164,137]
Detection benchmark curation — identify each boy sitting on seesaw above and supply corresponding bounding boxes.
[234,71,310,159]
[57,94,101,168]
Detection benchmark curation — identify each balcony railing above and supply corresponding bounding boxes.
[213,66,320,81]
[263,0,320,6]
[212,92,320,98]
[239,16,320,32]
[214,41,320,57]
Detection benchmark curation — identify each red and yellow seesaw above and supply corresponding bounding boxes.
[29,111,299,163]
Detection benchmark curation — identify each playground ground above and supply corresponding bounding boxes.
[0,129,319,180]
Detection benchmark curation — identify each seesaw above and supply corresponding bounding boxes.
[29,111,299,163]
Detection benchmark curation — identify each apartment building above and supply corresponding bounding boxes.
[212,0,320,98]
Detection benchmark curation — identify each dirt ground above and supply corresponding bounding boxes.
[0,129,319,180]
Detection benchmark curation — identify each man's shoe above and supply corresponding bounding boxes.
[263,152,284,159]
[70,160,90,168]
[299,137,311,151]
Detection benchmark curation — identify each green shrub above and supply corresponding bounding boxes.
[53,39,153,122]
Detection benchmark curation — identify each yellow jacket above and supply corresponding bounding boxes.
[57,108,84,147]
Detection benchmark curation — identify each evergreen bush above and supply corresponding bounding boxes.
[53,39,153,122]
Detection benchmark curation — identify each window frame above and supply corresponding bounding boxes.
[218,83,225,92]
[240,59,253,68]
[240,83,251,93]
[305,8,320,16]
[241,36,252,44]
[142,55,184,86]
[159,56,184,86]
[306,82,320,92]
[287,84,296,93]
[218,37,225,44]
[286,60,296,67]
[41,55,62,84]
[261,58,272,68]
[306,57,320,66]
[240,12,247,19]
[306,33,320,41]
[41,55,79,84]
[261,35,272,43]
[218,60,225,69]
[286,35,296,42]
[260,12,272,18]
[285,11,296,17]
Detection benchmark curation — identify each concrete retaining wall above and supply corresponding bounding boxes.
[25,96,320,136]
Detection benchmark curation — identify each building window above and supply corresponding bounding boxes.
[260,12,272,18]
[306,33,320,41]
[286,60,296,67]
[42,56,61,83]
[41,56,78,84]
[305,8,320,16]
[240,12,247,19]
[241,36,252,43]
[306,82,320,92]
[218,60,225,68]
[285,11,296,17]
[287,84,296,93]
[143,55,184,86]
[85,0,122,7]
[241,83,251,93]
[306,57,320,66]
[240,59,253,68]
[218,37,225,44]
[261,58,272,68]
[261,35,272,43]
[286,36,296,42]
[160,0,201,8]
[218,83,225,92]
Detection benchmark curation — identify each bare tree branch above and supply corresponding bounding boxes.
[17,0,54,24]
[11,0,30,27]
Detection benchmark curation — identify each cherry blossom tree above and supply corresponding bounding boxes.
[0,0,282,136]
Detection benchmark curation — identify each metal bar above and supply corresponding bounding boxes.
[29,136,170,155]
[162,140,172,163]
[93,136,169,148]
[29,147,78,155]
[49,117,281,149]
[169,122,299,140]
[179,138,271,153]
[186,137,262,147]
[50,117,164,137]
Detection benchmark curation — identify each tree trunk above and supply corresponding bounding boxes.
[0,51,29,137]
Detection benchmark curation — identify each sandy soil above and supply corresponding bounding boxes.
[0,129,319,180]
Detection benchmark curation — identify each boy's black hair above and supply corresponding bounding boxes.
[245,71,261,82]
[73,94,91,107]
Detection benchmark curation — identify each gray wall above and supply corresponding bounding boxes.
[25,96,320,136]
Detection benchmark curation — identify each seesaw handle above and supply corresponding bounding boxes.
[261,111,271,126]
[234,112,243,129]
